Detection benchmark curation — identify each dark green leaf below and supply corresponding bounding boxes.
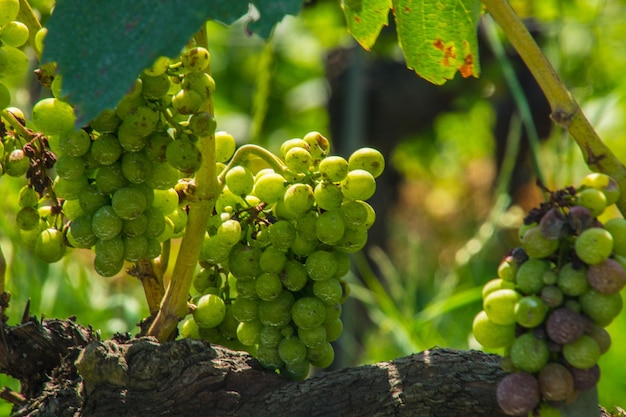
[249,0,304,39]
[341,0,392,50]
[392,0,481,84]
[42,0,249,125]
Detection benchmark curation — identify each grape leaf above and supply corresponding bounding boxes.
[42,0,246,125]
[391,0,481,84]
[341,0,392,50]
[249,1,304,39]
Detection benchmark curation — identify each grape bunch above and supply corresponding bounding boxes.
[472,173,624,416]
[179,134,383,379]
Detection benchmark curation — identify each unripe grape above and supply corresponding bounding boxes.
[314,182,342,211]
[0,20,29,47]
[305,250,337,281]
[581,172,620,206]
[313,278,343,305]
[5,149,29,177]
[341,169,376,201]
[32,98,76,136]
[283,183,314,215]
[123,213,148,237]
[348,147,385,178]
[188,112,216,137]
[259,325,283,347]
[256,344,285,369]
[79,184,110,214]
[538,362,575,402]
[92,205,123,240]
[557,263,589,296]
[193,294,226,328]
[577,187,607,217]
[228,244,262,280]
[237,320,262,346]
[510,332,549,373]
[143,56,170,77]
[575,227,613,265]
[302,131,330,165]
[579,290,623,326]
[181,47,210,72]
[514,295,548,328]
[520,225,559,259]
[145,131,173,163]
[483,289,521,325]
[144,207,167,238]
[319,156,349,182]
[90,108,121,132]
[258,290,294,327]
[60,129,91,157]
[280,259,308,292]
[316,210,344,245]
[585,322,611,354]
[0,0,20,26]
[280,138,309,158]
[284,146,312,173]
[55,155,85,181]
[215,131,236,163]
[255,272,283,301]
[0,81,9,109]
[278,336,307,365]
[93,253,124,277]
[172,88,202,114]
[16,207,40,231]
[298,325,326,348]
[91,133,122,165]
[152,188,179,215]
[18,185,39,208]
[94,236,124,264]
[545,308,584,345]
[216,219,242,247]
[307,341,335,368]
[140,73,170,99]
[33,227,66,263]
[563,335,601,369]
[324,318,343,342]
[540,285,564,308]
[292,297,327,329]
[339,200,370,229]
[254,172,286,204]
[183,72,216,100]
[1,46,28,79]
[260,246,287,273]
[605,217,626,257]
[166,138,201,174]
[123,234,148,261]
[587,258,626,294]
[68,215,98,248]
[225,166,254,196]
[95,162,128,194]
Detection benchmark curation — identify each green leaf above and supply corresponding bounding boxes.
[341,0,392,50]
[42,0,249,125]
[392,0,482,84]
[249,0,304,39]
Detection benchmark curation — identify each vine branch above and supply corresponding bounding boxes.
[481,0,626,214]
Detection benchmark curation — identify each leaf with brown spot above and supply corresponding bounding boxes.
[341,0,392,50]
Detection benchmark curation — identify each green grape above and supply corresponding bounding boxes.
[258,290,294,327]
[268,220,296,251]
[291,233,317,257]
[325,318,343,342]
[237,320,262,346]
[318,156,348,182]
[278,336,307,366]
[563,335,601,369]
[0,20,29,47]
[216,219,242,247]
[575,227,613,265]
[253,172,286,204]
[144,207,166,238]
[111,187,147,220]
[168,206,188,237]
[332,251,351,278]
[255,272,283,301]
[200,235,231,264]
[292,297,327,329]
[334,226,368,253]
[32,97,76,136]
[307,341,334,368]
[510,332,550,373]
[121,151,152,184]
[225,165,254,196]
[59,129,91,157]
[260,325,283,347]
[313,182,342,211]
[215,188,246,213]
[339,200,369,229]
[93,253,124,277]
[5,149,29,177]
[235,278,258,299]
[514,295,548,328]
[579,290,623,326]
[123,234,148,261]
[33,228,66,263]
[145,161,179,190]
[166,138,201,173]
[280,259,308,292]
[581,172,620,206]
[280,138,309,158]
[124,105,159,136]
[298,326,326,348]
[92,205,123,240]
[140,73,170,99]
[0,48,7,75]
[0,0,19,26]
[143,56,170,77]
[520,225,559,259]
[117,123,148,152]
[0,81,10,109]
[341,169,376,201]
[90,133,122,165]
[605,218,626,257]
[215,131,236,163]
[516,258,549,295]
[183,72,216,100]
[577,188,607,217]
[313,278,342,305]
[302,131,330,166]
[123,213,148,236]
[94,162,128,194]
[146,238,162,259]
[144,131,173,163]
[228,244,263,280]
[115,81,144,119]
[348,147,385,178]
[481,278,516,299]
[79,184,110,214]
[179,316,201,339]
[181,47,210,72]
[305,250,337,281]
[188,112,216,137]
[260,246,287,273]
[152,188,179,215]
[316,210,345,245]
[53,177,88,200]
[193,294,226,328]
[256,344,285,369]
[172,88,202,115]
[483,289,522,325]
[16,207,40,231]
[284,146,312,173]
[55,155,85,181]
[18,185,39,208]
[90,108,121,132]
[294,210,318,237]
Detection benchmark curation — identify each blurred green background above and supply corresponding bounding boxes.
[2,0,626,414]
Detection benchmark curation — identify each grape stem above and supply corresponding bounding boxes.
[217,144,289,185]
[146,26,219,342]
[481,0,626,215]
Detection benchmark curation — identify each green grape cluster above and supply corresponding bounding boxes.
[472,173,624,416]
[0,0,31,110]
[180,133,383,379]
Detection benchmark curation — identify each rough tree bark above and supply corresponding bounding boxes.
[0,312,618,417]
